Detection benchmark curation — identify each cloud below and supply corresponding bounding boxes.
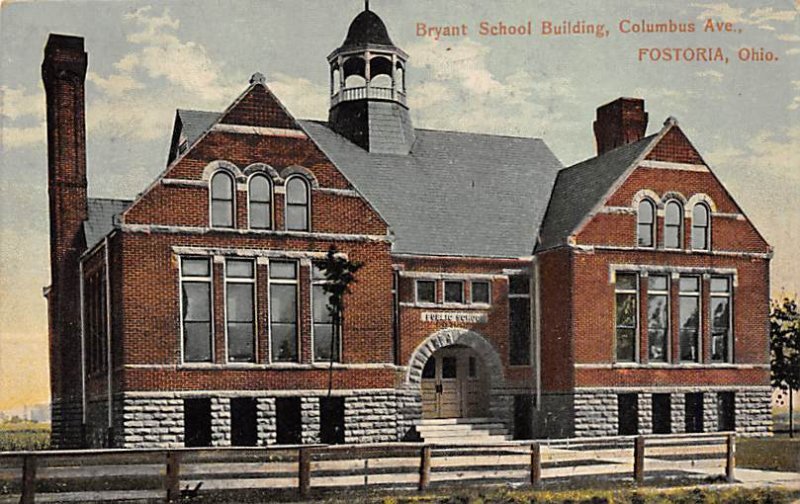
[790,80,800,111]
[0,86,44,121]
[0,86,46,149]
[87,72,145,97]
[787,47,800,55]
[706,126,800,182]
[696,70,725,82]
[266,74,328,120]
[777,34,800,42]
[690,2,797,31]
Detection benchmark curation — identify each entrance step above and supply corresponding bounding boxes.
[414,417,512,444]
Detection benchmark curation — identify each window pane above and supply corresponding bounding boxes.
[211,173,233,199]
[665,202,681,224]
[679,276,699,292]
[648,294,668,361]
[270,261,296,279]
[510,297,531,365]
[693,204,708,226]
[312,264,327,280]
[509,275,530,295]
[417,280,435,303]
[472,281,490,304]
[212,201,233,227]
[664,224,680,249]
[184,322,212,362]
[679,296,700,362]
[638,201,654,247]
[421,358,435,379]
[711,297,730,330]
[287,205,308,231]
[250,202,271,229]
[692,227,708,250]
[638,224,653,247]
[711,331,728,362]
[249,176,271,202]
[711,277,730,293]
[313,285,333,323]
[638,201,653,223]
[616,327,636,361]
[182,258,210,277]
[649,275,668,291]
[228,323,254,362]
[270,284,297,323]
[616,273,637,291]
[286,178,309,204]
[444,281,464,303]
[227,260,253,278]
[314,325,338,361]
[616,293,637,327]
[442,357,457,379]
[271,324,297,361]
[183,283,211,322]
[227,284,254,322]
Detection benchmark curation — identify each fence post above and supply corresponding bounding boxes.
[298,447,311,497]
[418,445,431,492]
[633,436,645,484]
[20,454,36,504]
[165,451,181,503]
[726,433,736,483]
[530,442,541,488]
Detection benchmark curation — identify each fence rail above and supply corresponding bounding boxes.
[0,433,735,503]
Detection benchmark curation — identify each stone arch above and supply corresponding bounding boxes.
[279,165,320,188]
[405,327,504,387]
[243,162,282,183]
[630,189,661,209]
[686,193,717,214]
[202,160,244,181]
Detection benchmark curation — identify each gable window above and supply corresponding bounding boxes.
[691,203,710,251]
[509,274,531,365]
[679,275,701,362]
[286,176,310,231]
[444,280,464,304]
[664,200,683,249]
[710,277,732,363]
[181,257,213,363]
[270,261,298,362]
[647,274,669,362]
[416,280,436,304]
[248,174,272,229]
[225,259,256,363]
[615,272,638,362]
[637,199,655,248]
[313,264,339,362]
[210,171,235,228]
[471,281,490,304]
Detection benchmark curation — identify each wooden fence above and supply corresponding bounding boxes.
[0,432,735,503]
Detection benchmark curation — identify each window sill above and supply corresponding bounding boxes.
[400,302,491,310]
[578,362,762,370]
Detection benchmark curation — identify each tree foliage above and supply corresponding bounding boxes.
[320,245,363,324]
[770,296,800,392]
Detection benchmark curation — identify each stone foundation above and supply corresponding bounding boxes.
[50,398,83,449]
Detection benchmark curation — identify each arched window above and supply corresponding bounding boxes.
[248,175,272,229]
[664,200,683,249]
[691,203,710,250]
[285,176,310,231]
[637,199,655,248]
[210,171,234,228]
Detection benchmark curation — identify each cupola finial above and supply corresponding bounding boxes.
[365,0,369,11]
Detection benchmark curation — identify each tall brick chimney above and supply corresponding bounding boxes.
[593,97,648,155]
[42,34,88,448]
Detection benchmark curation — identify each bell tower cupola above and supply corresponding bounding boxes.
[327,2,415,154]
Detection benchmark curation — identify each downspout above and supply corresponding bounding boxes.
[104,237,112,432]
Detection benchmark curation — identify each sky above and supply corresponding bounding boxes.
[0,0,797,411]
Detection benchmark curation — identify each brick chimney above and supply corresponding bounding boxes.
[42,34,88,448]
[593,98,648,155]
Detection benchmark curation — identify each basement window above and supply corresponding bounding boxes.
[618,393,639,435]
[275,397,302,445]
[685,393,704,433]
[320,397,345,445]
[513,395,533,440]
[652,393,672,434]
[184,398,212,447]
[717,392,735,432]
[231,397,258,446]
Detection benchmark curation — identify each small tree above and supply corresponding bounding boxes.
[319,245,363,397]
[770,295,800,437]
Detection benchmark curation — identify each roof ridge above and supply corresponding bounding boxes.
[559,133,659,173]
[297,119,545,141]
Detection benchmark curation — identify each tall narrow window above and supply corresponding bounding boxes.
[286,177,310,231]
[710,277,732,363]
[679,276,701,362]
[664,200,683,249]
[647,275,669,362]
[248,175,272,229]
[615,273,638,362]
[691,203,710,251]
[509,274,531,365]
[637,199,655,248]
[226,259,255,362]
[210,171,234,228]
[181,257,213,363]
[313,264,338,362]
[270,261,298,362]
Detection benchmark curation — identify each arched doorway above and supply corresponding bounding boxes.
[420,345,489,418]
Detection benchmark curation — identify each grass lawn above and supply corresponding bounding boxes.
[737,435,800,472]
[0,421,50,451]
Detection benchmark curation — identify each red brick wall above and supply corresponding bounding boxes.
[537,248,574,392]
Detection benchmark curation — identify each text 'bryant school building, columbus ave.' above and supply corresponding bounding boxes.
[42,6,773,449]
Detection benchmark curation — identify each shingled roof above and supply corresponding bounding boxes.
[300,120,562,257]
[535,133,658,251]
[84,197,132,248]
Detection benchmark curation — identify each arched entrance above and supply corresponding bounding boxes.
[420,345,489,418]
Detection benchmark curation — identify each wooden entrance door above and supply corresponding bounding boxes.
[421,348,486,418]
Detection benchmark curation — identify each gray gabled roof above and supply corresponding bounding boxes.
[300,120,562,257]
[177,109,220,147]
[536,134,658,251]
[84,198,132,249]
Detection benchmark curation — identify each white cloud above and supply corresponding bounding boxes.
[696,69,725,82]
[790,80,800,111]
[691,2,797,31]
[0,86,44,121]
[787,47,800,55]
[777,34,800,42]
[706,126,800,182]
[87,72,144,97]
[0,124,46,150]
[267,73,328,120]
